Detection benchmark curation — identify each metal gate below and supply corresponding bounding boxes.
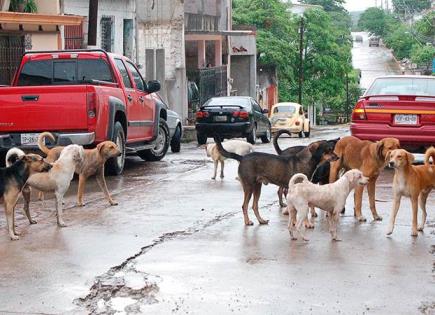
[64,24,84,49]
[0,35,24,85]
[187,65,228,106]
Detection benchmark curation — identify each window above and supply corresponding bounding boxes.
[78,59,113,82]
[125,61,145,91]
[53,61,76,83]
[114,59,132,89]
[101,16,114,52]
[273,106,296,114]
[251,100,262,113]
[18,60,52,86]
[367,78,435,96]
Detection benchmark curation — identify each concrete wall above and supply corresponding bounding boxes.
[229,34,256,97]
[35,0,60,14]
[31,33,59,50]
[137,0,187,122]
[63,0,135,58]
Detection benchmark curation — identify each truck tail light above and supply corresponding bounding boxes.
[232,111,249,119]
[87,92,97,119]
[352,100,367,121]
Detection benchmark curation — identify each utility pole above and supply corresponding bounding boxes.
[345,72,349,122]
[298,17,304,105]
[88,0,99,46]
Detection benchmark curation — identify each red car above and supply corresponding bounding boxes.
[0,49,170,174]
[351,75,435,151]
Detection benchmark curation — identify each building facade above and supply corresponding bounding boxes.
[0,0,82,85]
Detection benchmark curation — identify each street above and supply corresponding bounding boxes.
[0,125,434,314]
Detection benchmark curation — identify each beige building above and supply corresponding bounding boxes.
[0,0,82,85]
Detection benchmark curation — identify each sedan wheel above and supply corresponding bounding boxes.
[261,126,272,143]
[247,124,256,144]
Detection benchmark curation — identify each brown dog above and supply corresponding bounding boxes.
[386,147,435,236]
[38,132,121,206]
[329,136,400,222]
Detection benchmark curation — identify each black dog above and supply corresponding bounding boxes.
[214,136,337,225]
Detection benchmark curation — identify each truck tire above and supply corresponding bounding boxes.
[106,121,126,175]
[137,118,169,161]
[197,133,207,145]
[170,125,182,153]
[246,124,256,144]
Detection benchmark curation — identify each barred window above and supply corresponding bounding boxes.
[101,16,114,52]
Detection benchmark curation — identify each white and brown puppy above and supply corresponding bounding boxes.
[24,144,84,227]
[205,139,254,180]
[286,169,368,241]
[386,148,435,236]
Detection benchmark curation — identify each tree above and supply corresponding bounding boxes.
[411,45,435,70]
[233,0,298,101]
[300,0,346,12]
[392,0,431,16]
[358,7,387,36]
[383,25,416,60]
[415,11,435,43]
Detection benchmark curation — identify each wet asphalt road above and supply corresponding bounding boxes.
[0,126,434,314]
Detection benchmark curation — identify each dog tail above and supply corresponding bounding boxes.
[213,136,243,162]
[5,148,25,167]
[424,147,435,170]
[273,129,291,155]
[38,132,55,155]
[289,173,309,187]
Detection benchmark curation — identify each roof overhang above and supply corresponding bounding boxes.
[0,12,83,26]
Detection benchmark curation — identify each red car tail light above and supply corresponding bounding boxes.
[352,100,367,120]
[196,111,209,119]
[233,110,249,119]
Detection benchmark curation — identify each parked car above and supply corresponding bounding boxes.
[354,35,363,42]
[270,102,310,137]
[351,75,435,151]
[0,49,170,173]
[369,36,380,47]
[166,107,183,153]
[195,96,272,145]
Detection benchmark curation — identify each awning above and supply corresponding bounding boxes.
[185,30,256,36]
[0,12,83,26]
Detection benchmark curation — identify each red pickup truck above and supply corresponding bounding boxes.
[0,49,170,174]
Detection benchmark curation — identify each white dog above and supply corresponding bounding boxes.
[205,140,254,180]
[24,144,84,227]
[286,169,368,241]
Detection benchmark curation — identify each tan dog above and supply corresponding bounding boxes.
[205,140,254,180]
[25,145,84,227]
[386,148,435,236]
[38,132,121,206]
[329,136,400,222]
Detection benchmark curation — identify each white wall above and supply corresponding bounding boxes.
[63,0,135,58]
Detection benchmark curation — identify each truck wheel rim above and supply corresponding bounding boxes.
[116,134,124,166]
[153,127,165,154]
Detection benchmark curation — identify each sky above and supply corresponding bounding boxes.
[344,0,390,12]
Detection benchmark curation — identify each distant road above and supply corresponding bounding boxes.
[351,31,401,90]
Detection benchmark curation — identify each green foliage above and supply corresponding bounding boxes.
[9,0,37,13]
[233,0,298,101]
[383,25,416,60]
[414,11,435,41]
[411,45,435,69]
[300,0,346,12]
[358,7,388,36]
[392,0,431,15]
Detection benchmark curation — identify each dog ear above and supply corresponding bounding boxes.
[308,141,320,154]
[376,141,385,160]
[97,142,106,155]
[406,152,415,165]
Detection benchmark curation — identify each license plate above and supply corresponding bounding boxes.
[21,133,40,146]
[214,115,227,122]
[394,114,418,125]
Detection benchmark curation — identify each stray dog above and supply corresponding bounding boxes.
[386,148,435,236]
[329,136,400,222]
[1,149,51,240]
[38,132,121,206]
[273,130,340,216]
[214,136,337,226]
[205,140,253,180]
[24,144,84,227]
[287,169,368,241]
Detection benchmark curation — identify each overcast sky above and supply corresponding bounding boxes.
[344,0,393,12]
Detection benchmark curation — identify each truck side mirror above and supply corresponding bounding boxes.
[147,80,161,93]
